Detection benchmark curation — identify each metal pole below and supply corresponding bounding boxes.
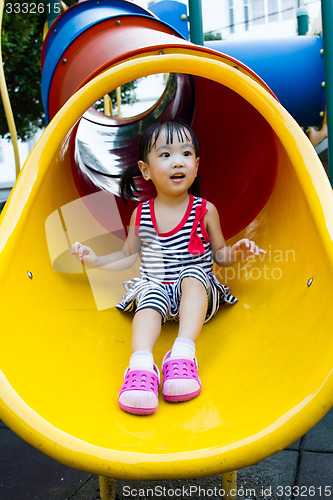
[321,0,333,184]
[46,0,61,28]
[221,471,238,499]
[297,6,309,35]
[99,476,115,500]
[188,0,204,45]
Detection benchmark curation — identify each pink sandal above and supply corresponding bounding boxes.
[118,364,160,415]
[162,351,201,402]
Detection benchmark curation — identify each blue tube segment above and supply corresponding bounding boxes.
[149,1,189,40]
[206,35,325,128]
[42,0,155,122]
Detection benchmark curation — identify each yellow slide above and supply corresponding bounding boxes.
[0,0,333,484]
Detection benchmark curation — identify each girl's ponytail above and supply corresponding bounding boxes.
[119,163,141,202]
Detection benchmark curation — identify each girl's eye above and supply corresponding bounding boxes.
[161,152,170,158]
[184,151,192,156]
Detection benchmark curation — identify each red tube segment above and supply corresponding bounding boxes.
[44,8,278,240]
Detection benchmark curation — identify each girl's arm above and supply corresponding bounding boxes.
[71,208,141,271]
[205,202,266,266]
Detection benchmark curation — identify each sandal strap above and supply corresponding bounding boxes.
[119,364,160,397]
[162,351,200,384]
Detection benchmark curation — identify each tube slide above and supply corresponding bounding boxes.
[206,36,326,129]
[149,1,325,128]
[0,0,333,480]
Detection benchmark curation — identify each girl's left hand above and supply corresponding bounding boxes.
[232,238,267,260]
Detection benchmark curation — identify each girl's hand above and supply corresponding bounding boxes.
[231,238,266,260]
[71,242,99,268]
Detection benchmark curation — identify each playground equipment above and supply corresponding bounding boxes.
[206,36,326,130]
[0,0,333,497]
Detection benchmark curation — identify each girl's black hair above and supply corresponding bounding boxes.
[120,120,200,202]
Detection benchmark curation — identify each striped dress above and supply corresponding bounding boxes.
[116,195,237,322]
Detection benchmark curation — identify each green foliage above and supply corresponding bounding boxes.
[204,31,222,41]
[1,0,48,141]
[0,0,138,141]
[93,80,139,114]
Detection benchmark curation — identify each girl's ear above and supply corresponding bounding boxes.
[196,157,200,176]
[138,160,151,181]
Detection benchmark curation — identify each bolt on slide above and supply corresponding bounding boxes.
[0,0,333,486]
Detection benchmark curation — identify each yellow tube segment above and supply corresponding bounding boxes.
[0,52,332,480]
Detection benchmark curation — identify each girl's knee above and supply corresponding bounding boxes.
[179,266,208,290]
[181,275,202,288]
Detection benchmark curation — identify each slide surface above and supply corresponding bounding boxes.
[0,0,333,480]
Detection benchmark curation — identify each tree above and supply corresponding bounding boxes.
[1,0,49,141]
[0,0,137,141]
[204,31,222,41]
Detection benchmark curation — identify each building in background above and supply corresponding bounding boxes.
[0,130,43,188]
[204,0,322,40]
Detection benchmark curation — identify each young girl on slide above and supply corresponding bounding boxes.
[71,120,266,415]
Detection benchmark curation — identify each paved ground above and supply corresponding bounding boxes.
[0,407,332,499]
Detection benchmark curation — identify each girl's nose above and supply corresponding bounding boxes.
[172,156,184,167]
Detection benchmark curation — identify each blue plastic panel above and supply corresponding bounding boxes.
[41,0,155,121]
[206,35,325,128]
[149,0,189,40]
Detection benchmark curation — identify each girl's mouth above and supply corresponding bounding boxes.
[170,172,185,182]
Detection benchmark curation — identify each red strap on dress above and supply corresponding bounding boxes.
[187,202,208,255]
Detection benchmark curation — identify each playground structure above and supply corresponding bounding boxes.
[0,0,333,498]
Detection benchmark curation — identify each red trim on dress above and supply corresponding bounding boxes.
[149,194,194,237]
[200,198,211,243]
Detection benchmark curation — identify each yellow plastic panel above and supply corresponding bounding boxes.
[0,52,333,480]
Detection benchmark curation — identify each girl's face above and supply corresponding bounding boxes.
[138,128,199,198]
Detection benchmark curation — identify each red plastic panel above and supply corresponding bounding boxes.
[48,16,192,119]
[71,76,277,241]
[191,76,277,238]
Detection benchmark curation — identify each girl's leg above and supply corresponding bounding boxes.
[170,275,208,359]
[119,308,163,414]
[129,308,162,372]
[131,308,162,353]
[177,276,208,342]
[162,276,208,401]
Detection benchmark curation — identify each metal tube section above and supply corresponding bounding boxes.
[321,0,333,184]
[188,0,204,45]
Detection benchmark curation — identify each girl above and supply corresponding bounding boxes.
[71,120,266,416]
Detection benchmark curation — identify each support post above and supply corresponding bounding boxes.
[46,0,61,28]
[116,86,122,118]
[297,6,309,35]
[221,470,238,499]
[188,0,204,45]
[99,476,115,500]
[321,0,333,185]
[103,94,113,117]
